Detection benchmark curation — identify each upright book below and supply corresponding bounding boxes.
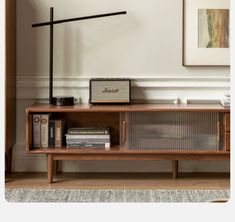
[32,114,41,148]
[48,120,55,147]
[40,114,50,148]
[55,119,66,147]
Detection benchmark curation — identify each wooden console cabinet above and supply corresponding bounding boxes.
[26,104,230,183]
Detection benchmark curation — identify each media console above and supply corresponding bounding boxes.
[26,104,230,183]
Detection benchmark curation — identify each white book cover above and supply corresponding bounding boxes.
[40,114,49,148]
[33,114,41,148]
[65,134,110,139]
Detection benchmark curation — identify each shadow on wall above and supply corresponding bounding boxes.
[20,1,84,98]
[18,0,45,99]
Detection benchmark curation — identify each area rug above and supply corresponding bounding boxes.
[5,189,230,203]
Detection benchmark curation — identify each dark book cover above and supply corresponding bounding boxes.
[48,120,55,147]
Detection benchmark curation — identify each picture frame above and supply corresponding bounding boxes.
[183,0,230,66]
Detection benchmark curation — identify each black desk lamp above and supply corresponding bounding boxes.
[32,8,127,106]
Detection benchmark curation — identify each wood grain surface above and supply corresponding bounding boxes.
[26,103,230,113]
[5,172,230,190]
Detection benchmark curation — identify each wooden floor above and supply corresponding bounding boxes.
[5,172,230,190]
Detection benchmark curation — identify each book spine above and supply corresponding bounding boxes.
[55,120,65,147]
[40,114,49,148]
[67,142,110,148]
[67,129,109,135]
[67,141,110,144]
[32,114,41,148]
[66,138,110,142]
[66,134,110,139]
[48,121,55,147]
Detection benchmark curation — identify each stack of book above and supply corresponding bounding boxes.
[221,94,230,107]
[32,114,65,148]
[66,127,110,150]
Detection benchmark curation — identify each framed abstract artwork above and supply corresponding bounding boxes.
[183,0,230,66]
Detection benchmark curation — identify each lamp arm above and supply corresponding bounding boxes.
[32,8,127,105]
[32,11,127,27]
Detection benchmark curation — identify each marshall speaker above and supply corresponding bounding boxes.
[89,78,131,104]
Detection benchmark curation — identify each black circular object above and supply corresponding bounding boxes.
[51,96,74,106]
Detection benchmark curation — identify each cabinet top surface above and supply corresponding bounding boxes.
[26,103,230,112]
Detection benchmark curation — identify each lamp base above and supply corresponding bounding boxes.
[51,96,74,106]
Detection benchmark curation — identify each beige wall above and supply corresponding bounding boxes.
[14,0,230,172]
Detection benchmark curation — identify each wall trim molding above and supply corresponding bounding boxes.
[16,75,230,99]
[17,75,230,86]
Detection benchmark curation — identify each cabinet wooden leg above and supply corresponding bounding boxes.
[54,160,59,175]
[172,160,178,179]
[5,148,13,174]
[47,154,54,183]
